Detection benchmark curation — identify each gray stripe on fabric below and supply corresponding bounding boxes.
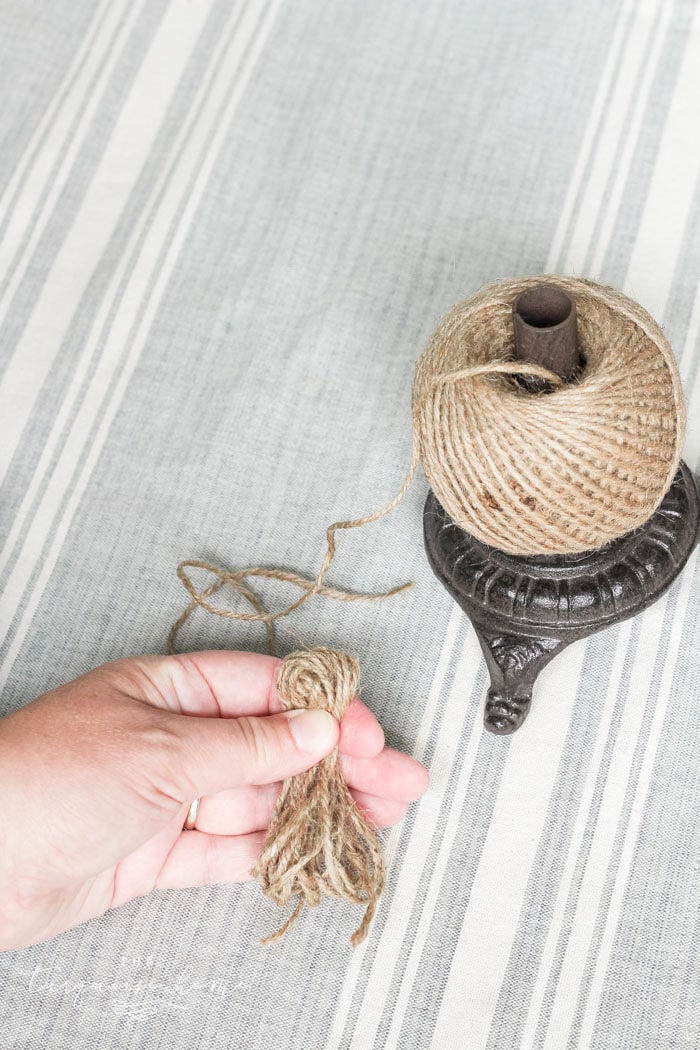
[0,0,112,223]
[534,556,698,1049]
[332,629,482,1039]
[0,0,174,541]
[336,636,482,1043]
[532,620,662,1048]
[567,574,698,1048]
[602,1,698,291]
[589,561,700,1050]
[617,1,700,322]
[0,0,226,500]
[0,1,136,300]
[552,0,662,276]
[0,0,253,633]
[482,625,637,1049]
[553,0,668,280]
[668,172,700,398]
[535,627,645,1045]
[579,1,669,278]
[389,726,511,1050]
[357,668,504,1044]
[0,1,170,388]
[0,3,105,199]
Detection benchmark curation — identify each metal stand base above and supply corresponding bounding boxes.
[424,463,699,735]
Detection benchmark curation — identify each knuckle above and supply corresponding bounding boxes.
[203,834,221,885]
[233,716,278,780]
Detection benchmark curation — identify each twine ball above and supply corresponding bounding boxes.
[412,275,686,555]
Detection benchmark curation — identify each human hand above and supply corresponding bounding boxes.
[0,651,428,951]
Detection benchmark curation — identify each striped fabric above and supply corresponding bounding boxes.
[1,1,698,1047]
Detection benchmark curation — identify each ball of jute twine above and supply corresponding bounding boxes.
[252,648,386,947]
[413,275,686,555]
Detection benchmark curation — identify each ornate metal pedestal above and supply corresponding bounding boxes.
[424,463,699,734]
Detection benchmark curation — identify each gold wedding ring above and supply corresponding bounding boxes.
[183,797,200,831]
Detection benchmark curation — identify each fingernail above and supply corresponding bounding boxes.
[287,709,337,753]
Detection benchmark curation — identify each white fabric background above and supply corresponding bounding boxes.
[0,1,698,1047]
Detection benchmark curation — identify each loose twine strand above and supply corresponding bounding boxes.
[251,648,386,947]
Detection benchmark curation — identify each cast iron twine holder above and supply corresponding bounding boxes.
[423,283,700,735]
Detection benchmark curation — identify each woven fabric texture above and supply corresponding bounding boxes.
[0,1,698,1048]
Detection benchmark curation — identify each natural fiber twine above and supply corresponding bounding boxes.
[252,648,386,947]
[168,275,685,943]
[413,275,686,554]
[168,275,686,645]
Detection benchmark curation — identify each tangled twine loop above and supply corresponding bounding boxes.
[166,560,412,657]
[252,648,386,947]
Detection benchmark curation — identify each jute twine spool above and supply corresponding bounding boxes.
[413,275,686,554]
[252,648,386,947]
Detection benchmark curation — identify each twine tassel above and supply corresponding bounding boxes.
[252,649,387,947]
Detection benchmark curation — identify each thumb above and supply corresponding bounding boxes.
[168,708,339,798]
